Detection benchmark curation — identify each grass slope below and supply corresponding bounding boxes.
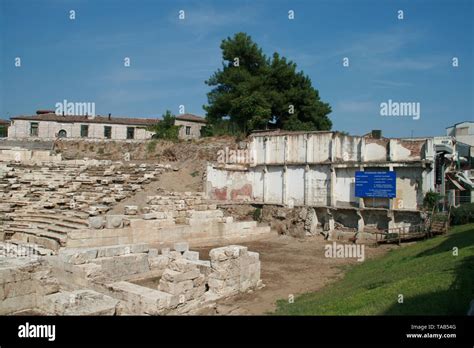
[274,224,474,315]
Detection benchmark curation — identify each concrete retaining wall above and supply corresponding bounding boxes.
[206,132,435,211]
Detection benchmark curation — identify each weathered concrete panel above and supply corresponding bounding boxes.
[286,166,305,205]
[334,135,362,162]
[394,167,422,210]
[335,168,357,206]
[286,134,307,163]
[364,139,387,161]
[207,131,435,210]
[266,137,286,164]
[307,133,332,163]
[252,166,264,202]
[307,166,330,206]
[265,167,283,203]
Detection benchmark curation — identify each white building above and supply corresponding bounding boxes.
[175,114,207,140]
[8,111,207,141]
[8,111,158,140]
[446,121,474,146]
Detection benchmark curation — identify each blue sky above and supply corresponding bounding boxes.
[0,0,472,137]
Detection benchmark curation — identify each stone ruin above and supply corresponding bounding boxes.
[0,160,172,250]
[0,241,262,315]
[0,156,270,315]
[0,161,272,253]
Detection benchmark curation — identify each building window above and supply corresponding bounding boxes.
[104,126,112,139]
[30,122,39,137]
[58,129,67,138]
[126,127,135,139]
[80,125,89,138]
[185,126,191,136]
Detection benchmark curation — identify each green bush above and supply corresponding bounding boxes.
[0,125,7,137]
[146,140,157,153]
[148,110,179,141]
[451,203,474,225]
[423,191,443,211]
[253,207,262,222]
[200,119,246,138]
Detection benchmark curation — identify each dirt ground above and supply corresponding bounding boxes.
[195,235,396,315]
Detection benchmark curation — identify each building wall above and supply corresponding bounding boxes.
[175,119,205,140]
[446,122,474,146]
[8,119,154,140]
[206,132,436,211]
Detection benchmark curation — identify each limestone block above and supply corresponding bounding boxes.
[91,253,149,279]
[174,242,189,253]
[3,279,36,298]
[40,290,119,315]
[130,243,149,254]
[106,216,123,229]
[158,279,193,295]
[247,251,260,263]
[89,216,105,229]
[192,273,206,287]
[32,270,60,296]
[0,294,36,315]
[183,250,199,261]
[186,260,212,276]
[124,205,138,215]
[148,255,169,269]
[75,263,103,280]
[210,245,247,262]
[168,259,197,273]
[161,269,200,282]
[59,248,98,265]
[143,212,158,220]
[97,245,128,258]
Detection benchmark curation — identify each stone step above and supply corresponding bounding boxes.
[11,216,86,230]
[14,213,88,226]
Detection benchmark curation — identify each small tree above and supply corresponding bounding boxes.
[423,191,443,211]
[148,110,180,141]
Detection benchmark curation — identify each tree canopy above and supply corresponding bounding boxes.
[204,32,332,134]
[148,110,179,140]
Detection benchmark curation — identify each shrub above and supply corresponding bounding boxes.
[148,110,179,141]
[423,191,443,211]
[451,203,474,225]
[146,140,157,153]
[253,207,262,222]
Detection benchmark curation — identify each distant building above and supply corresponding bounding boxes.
[174,114,207,139]
[7,110,207,141]
[446,121,474,146]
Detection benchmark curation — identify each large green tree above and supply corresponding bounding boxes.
[204,33,332,133]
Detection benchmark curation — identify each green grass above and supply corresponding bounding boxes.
[274,224,474,315]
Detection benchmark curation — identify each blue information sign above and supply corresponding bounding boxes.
[355,171,396,198]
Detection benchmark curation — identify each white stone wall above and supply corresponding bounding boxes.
[0,149,62,163]
[206,133,436,210]
[8,119,154,140]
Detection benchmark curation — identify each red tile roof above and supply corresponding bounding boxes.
[0,119,10,125]
[175,114,207,123]
[10,113,159,126]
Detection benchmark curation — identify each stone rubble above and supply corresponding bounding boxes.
[0,241,263,315]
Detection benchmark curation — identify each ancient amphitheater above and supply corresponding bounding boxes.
[0,148,270,315]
